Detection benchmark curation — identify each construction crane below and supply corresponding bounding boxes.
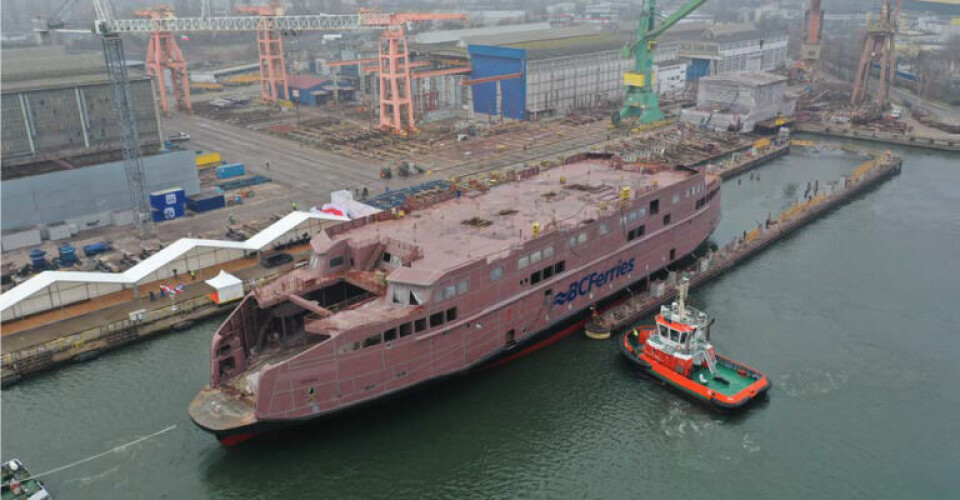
[796,0,824,81]
[32,0,92,44]
[850,0,903,109]
[94,7,466,134]
[92,0,155,239]
[614,0,708,126]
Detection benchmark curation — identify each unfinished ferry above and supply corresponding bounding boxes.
[189,155,722,444]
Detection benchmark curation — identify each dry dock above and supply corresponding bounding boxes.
[599,150,903,333]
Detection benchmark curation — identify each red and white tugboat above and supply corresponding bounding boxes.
[620,278,770,409]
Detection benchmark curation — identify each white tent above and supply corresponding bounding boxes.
[205,270,244,304]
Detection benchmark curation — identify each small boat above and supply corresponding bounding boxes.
[1,459,52,500]
[619,278,770,410]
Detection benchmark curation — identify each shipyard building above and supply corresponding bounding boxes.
[1,47,200,250]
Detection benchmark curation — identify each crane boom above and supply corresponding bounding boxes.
[625,0,709,56]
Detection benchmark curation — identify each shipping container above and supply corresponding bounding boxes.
[215,163,246,179]
[196,152,222,169]
[187,193,226,213]
[149,188,186,209]
[151,202,185,222]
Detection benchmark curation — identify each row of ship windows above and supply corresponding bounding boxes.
[337,307,459,354]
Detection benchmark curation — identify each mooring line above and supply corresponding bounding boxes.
[27,425,177,480]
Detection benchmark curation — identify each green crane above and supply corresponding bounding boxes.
[614,0,708,125]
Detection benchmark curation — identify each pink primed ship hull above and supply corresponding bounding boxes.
[195,192,720,442]
[191,162,722,442]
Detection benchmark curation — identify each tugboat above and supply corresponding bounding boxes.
[1,459,52,500]
[620,278,770,409]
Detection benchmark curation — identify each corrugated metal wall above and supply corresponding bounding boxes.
[0,79,160,160]
[1,150,201,231]
[466,45,526,120]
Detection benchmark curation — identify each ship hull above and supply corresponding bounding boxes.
[198,238,714,444]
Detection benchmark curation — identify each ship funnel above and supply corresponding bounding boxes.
[532,222,542,238]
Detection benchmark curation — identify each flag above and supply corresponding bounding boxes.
[180,35,190,41]
[161,285,179,295]
[176,284,185,293]
[320,203,347,218]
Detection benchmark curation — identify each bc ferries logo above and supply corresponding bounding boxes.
[552,258,635,306]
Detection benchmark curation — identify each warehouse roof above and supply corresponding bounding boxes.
[413,22,552,45]
[700,71,788,87]
[1,46,149,92]
[465,25,632,60]
[662,22,767,44]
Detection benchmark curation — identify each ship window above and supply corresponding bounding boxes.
[409,290,422,306]
[650,199,660,215]
[628,229,636,241]
[670,248,676,261]
[555,261,566,274]
[363,334,382,348]
[531,270,542,284]
[430,312,445,327]
[382,252,392,263]
[457,280,469,295]
[680,332,688,344]
[445,285,457,299]
[577,232,588,244]
[446,307,458,322]
[663,214,672,225]
[543,246,554,258]
[670,330,679,342]
[568,236,577,247]
[639,208,646,217]
[637,225,645,237]
[543,265,554,279]
[518,256,530,269]
[415,318,427,332]
[598,222,609,235]
[310,254,320,269]
[384,328,397,342]
[490,265,504,281]
[400,323,413,337]
[329,255,344,268]
[530,250,542,264]
[672,193,680,204]
[628,210,638,222]
[392,288,404,304]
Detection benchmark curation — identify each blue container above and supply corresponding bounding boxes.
[215,163,245,179]
[151,202,185,222]
[29,249,47,268]
[187,194,226,213]
[149,188,186,209]
[83,242,112,257]
[58,245,78,266]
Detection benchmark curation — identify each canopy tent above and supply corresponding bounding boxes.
[205,270,244,304]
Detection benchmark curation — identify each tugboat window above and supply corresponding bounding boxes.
[670,330,679,342]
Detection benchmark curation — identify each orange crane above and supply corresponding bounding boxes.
[850,0,903,108]
[796,0,824,81]
[135,5,191,116]
[236,2,290,104]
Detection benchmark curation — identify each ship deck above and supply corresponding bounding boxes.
[341,160,693,275]
[691,364,756,397]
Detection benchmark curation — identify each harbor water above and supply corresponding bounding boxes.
[3,142,959,498]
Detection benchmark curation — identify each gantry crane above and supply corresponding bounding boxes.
[95,6,466,134]
[850,0,903,109]
[796,0,824,81]
[614,0,708,125]
[136,5,191,116]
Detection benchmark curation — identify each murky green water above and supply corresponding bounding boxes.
[3,141,959,499]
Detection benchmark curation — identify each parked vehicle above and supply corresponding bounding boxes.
[168,131,191,142]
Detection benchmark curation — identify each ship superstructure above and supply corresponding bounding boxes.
[190,157,722,443]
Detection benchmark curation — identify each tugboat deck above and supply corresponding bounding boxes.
[691,364,756,397]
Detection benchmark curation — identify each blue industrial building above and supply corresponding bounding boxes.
[466,45,527,121]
